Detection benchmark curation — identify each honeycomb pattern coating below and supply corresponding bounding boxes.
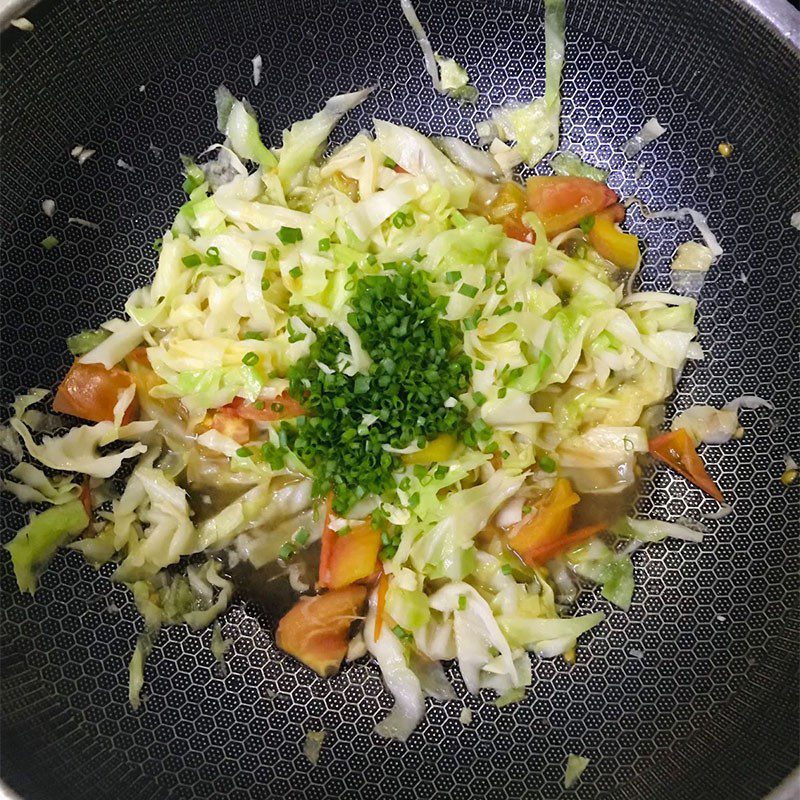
[1,1,798,799]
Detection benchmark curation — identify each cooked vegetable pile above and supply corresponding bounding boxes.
[1,0,738,739]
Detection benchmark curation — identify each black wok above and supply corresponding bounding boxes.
[1,1,798,798]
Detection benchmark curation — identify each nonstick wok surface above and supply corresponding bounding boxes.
[1,1,798,798]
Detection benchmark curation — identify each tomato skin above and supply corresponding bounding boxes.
[276,585,368,676]
[79,477,94,536]
[53,361,138,424]
[523,522,607,564]
[507,478,582,566]
[525,176,618,236]
[649,428,724,503]
[374,572,389,642]
[221,392,305,422]
[587,204,640,269]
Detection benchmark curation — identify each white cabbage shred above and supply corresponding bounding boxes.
[564,754,590,788]
[623,117,666,158]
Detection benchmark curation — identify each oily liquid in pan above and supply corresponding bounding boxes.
[180,451,641,637]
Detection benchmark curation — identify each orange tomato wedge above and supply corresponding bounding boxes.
[649,428,725,503]
[526,176,618,236]
[210,410,251,444]
[587,204,640,269]
[221,392,305,422]
[276,585,368,676]
[53,360,138,424]
[374,572,390,642]
[319,522,382,590]
[524,522,607,565]
[485,181,534,243]
[507,478,580,565]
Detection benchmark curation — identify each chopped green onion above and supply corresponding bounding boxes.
[182,253,201,268]
[278,543,294,560]
[206,246,221,265]
[318,237,331,252]
[294,528,310,545]
[445,270,462,284]
[277,226,303,245]
[459,283,479,298]
[289,266,303,279]
[392,625,412,642]
[242,352,259,367]
[458,594,467,610]
[243,331,264,341]
[383,156,397,168]
[473,392,487,406]
[579,215,595,234]
[235,446,252,458]
[251,249,267,261]
[538,455,557,473]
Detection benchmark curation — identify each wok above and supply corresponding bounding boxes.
[1,1,798,798]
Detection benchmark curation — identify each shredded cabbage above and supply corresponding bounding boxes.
[400,0,441,91]
[672,404,739,444]
[550,151,608,182]
[5,499,89,593]
[435,55,478,103]
[564,754,590,788]
[483,0,565,166]
[623,117,666,158]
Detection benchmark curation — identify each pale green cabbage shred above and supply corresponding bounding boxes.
[2,25,712,733]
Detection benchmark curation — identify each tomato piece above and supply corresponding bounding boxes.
[222,392,305,422]
[79,477,93,536]
[526,176,618,236]
[374,573,390,642]
[524,522,607,565]
[210,410,251,444]
[393,164,408,174]
[649,428,725,503]
[318,493,336,588]
[588,204,640,269]
[319,494,382,590]
[127,347,151,366]
[324,522,382,590]
[276,585,368,676]
[507,478,580,563]
[53,361,138,424]
[485,182,534,243]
